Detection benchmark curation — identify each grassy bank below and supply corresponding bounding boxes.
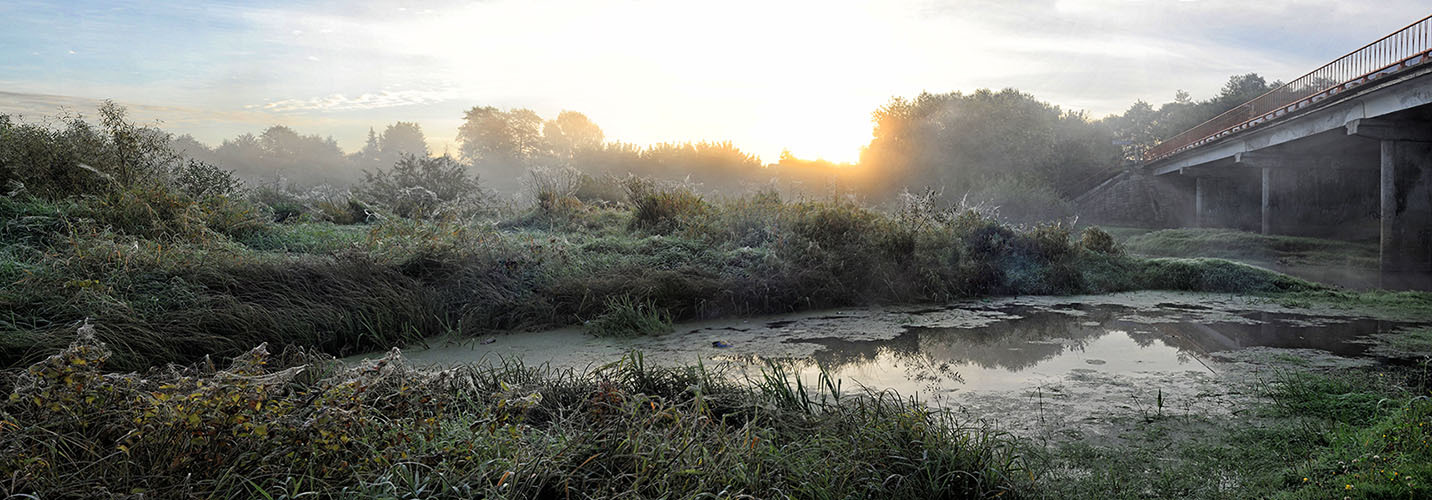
[0,192,1322,371]
[1029,357,1432,499]
[1120,228,1378,269]
[1026,321,1432,499]
[0,330,1019,498]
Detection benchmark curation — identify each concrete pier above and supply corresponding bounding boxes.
[1378,140,1432,286]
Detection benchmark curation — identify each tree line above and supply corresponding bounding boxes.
[164,73,1278,218]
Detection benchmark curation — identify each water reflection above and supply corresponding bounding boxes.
[372,298,1423,400]
[747,306,1415,396]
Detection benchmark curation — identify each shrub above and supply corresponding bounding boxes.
[525,166,584,215]
[314,198,370,224]
[708,189,783,247]
[1080,226,1119,254]
[248,183,306,222]
[0,102,181,198]
[573,173,627,204]
[83,184,208,240]
[358,154,489,219]
[170,158,243,199]
[623,176,708,233]
[1133,258,1318,293]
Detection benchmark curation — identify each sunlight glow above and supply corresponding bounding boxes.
[2,0,1423,162]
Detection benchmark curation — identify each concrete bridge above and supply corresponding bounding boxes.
[1130,15,1432,288]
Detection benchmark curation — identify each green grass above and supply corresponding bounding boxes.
[1122,228,1378,269]
[1032,368,1432,499]
[1267,289,1432,321]
[236,222,368,253]
[1365,327,1432,359]
[0,333,1021,498]
[586,295,674,337]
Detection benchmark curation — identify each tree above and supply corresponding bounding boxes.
[457,107,543,165]
[1215,73,1274,109]
[456,106,544,192]
[542,111,604,158]
[378,122,429,163]
[857,88,1120,212]
[168,134,215,163]
[212,126,352,185]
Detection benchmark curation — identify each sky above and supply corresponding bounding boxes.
[1,0,1428,164]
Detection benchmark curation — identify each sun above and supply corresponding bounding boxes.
[770,116,868,165]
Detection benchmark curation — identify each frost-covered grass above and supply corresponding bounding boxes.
[1122,228,1378,269]
[0,331,1020,498]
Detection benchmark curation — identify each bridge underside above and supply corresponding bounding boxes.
[1141,67,1432,290]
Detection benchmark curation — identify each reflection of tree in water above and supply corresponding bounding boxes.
[743,305,1417,391]
[808,307,1124,374]
[795,329,964,391]
[1132,313,1406,357]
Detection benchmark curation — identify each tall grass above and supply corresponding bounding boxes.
[586,295,673,337]
[0,331,1021,498]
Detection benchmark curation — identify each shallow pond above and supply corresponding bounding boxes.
[364,291,1421,405]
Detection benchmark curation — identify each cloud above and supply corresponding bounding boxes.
[4,0,1429,163]
[247,88,462,113]
[0,90,271,125]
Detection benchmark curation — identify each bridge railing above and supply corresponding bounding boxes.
[1145,14,1432,162]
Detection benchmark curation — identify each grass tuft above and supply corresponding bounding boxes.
[586,295,674,337]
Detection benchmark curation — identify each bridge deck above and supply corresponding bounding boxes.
[1144,15,1432,165]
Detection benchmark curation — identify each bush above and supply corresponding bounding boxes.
[623,176,708,233]
[170,158,243,199]
[1080,226,1119,254]
[1133,258,1318,293]
[525,166,584,215]
[314,197,370,224]
[572,173,627,204]
[358,154,489,219]
[0,103,181,198]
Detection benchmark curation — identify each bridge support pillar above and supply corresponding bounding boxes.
[1234,151,1293,235]
[1183,166,1261,231]
[1379,140,1432,287]
[1261,168,1273,235]
[1349,118,1432,288]
[1194,177,1206,228]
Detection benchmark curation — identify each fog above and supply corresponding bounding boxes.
[141,73,1276,223]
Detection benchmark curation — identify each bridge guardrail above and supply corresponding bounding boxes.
[1145,14,1432,163]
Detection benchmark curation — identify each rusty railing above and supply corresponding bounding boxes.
[1145,14,1432,163]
